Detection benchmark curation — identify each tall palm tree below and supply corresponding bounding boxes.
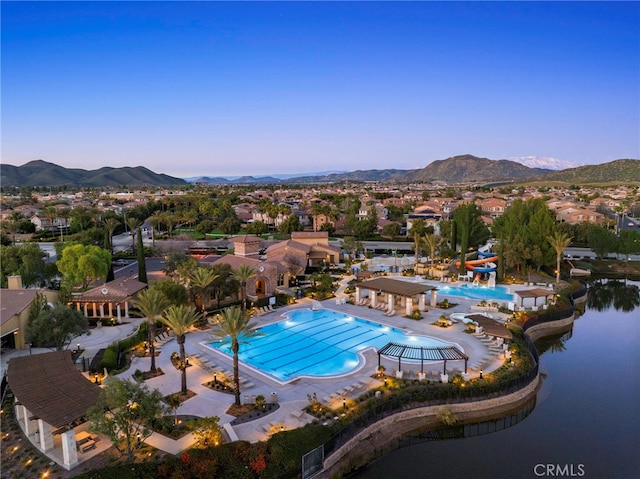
[40,205,58,237]
[548,232,573,284]
[423,233,442,277]
[233,265,255,312]
[126,217,141,250]
[72,206,96,232]
[131,289,171,372]
[183,210,198,231]
[148,212,162,246]
[413,231,423,272]
[209,306,262,406]
[58,207,71,241]
[187,267,219,319]
[161,212,176,237]
[159,305,201,394]
[102,217,120,255]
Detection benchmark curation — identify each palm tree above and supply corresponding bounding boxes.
[161,212,176,237]
[7,211,23,243]
[58,207,71,241]
[413,231,423,272]
[126,217,141,250]
[233,265,255,312]
[548,232,573,284]
[187,267,219,319]
[102,217,120,255]
[131,289,171,372]
[209,306,262,406]
[40,205,58,237]
[158,305,201,394]
[423,233,442,277]
[148,212,162,246]
[72,206,96,232]
[183,210,198,231]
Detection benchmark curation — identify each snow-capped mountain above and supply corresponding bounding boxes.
[508,156,580,170]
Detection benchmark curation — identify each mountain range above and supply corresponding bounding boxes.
[1,156,638,187]
[0,160,187,187]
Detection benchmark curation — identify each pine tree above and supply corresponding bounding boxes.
[137,228,147,283]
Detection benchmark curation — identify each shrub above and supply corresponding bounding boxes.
[100,347,118,370]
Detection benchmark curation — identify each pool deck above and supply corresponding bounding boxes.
[125,274,515,449]
[2,274,528,457]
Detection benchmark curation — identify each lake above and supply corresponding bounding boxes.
[353,279,640,479]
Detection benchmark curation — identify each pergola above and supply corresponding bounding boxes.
[7,350,101,469]
[377,342,469,374]
[514,288,555,309]
[355,277,437,315]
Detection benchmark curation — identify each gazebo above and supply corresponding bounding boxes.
[377,342,469,375]
[7,350,102,470]
[355,277,437,315]
[514,288,556,310]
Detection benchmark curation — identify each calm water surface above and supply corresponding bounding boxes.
[353,280,640,479]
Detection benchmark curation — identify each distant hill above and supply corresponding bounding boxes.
[190,176,231,184]
[392,154,551,183]
[535,159,640,184]
[284,169,412,184]
[0,160,187,187]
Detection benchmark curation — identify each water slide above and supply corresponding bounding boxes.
[455,256,498,272]
[456,242,498,273]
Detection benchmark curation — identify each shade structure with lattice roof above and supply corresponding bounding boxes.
[7,350,101,430]
[377,342,469,374]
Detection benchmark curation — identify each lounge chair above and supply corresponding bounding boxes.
[290,409,306,419]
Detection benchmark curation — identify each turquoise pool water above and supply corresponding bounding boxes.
[436,283,513,302]
[208,309,452,382]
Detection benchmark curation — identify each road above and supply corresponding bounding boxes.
[111,231,153,252]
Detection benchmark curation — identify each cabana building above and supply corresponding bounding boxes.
[68,277,147,322]
[354,277,437,315]
[7,350,106,470]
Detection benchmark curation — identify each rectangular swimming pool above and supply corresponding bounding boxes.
[207,308,454,382]
[436,283,514,302]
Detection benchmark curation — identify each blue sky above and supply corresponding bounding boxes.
[2,1,638,178]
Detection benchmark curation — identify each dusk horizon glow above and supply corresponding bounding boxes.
[2,1,638,178]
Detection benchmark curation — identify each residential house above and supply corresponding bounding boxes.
[1,275,58,351]
[556,206,606,225]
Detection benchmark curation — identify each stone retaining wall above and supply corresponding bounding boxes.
[524,312,575,342]
[320,375,540,478]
